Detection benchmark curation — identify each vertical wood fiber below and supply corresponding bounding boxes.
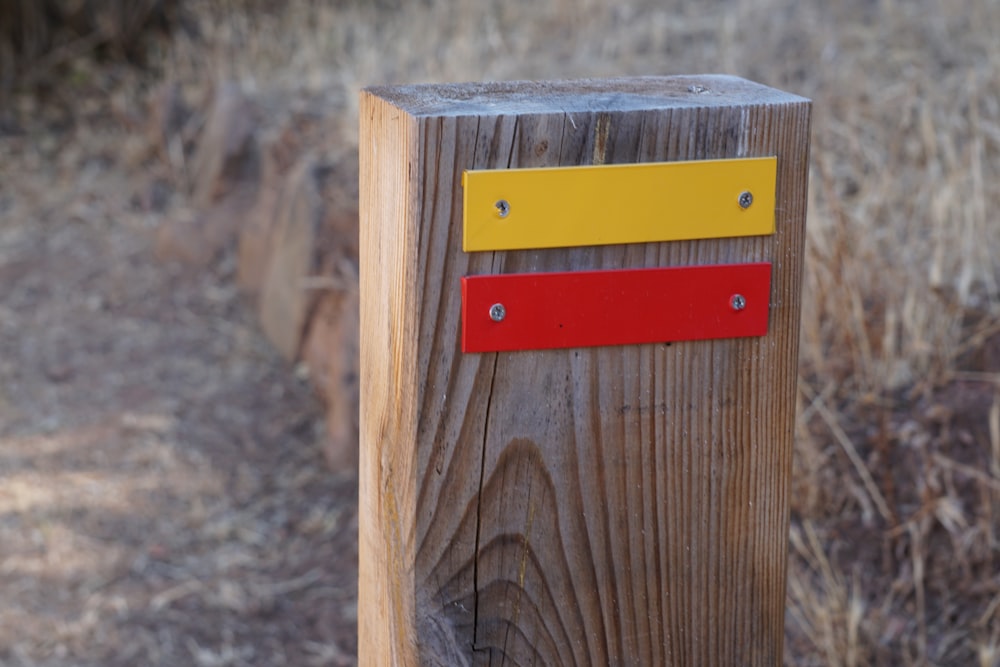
[360,76,811,666]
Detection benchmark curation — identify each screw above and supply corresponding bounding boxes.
[495,199,510,218]
[738,191,754,209]
[688,85,709,94]
[489,303,506,322]
[730,294,747,311]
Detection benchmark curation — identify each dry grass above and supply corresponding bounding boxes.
[162,0,1000,376]
[3,0,999,664]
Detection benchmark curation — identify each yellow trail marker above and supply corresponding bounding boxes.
[463,156,776,251]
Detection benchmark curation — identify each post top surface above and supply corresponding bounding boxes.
[363,75,809,117]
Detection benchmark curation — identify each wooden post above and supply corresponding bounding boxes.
[360,76,811,666]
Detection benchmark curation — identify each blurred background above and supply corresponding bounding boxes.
[1,0,998,664]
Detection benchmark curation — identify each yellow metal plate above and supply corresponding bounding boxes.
[463,157,776,251]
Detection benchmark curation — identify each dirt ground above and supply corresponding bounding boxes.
[0,81,359,665]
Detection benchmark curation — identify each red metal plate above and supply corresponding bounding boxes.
[462,263,771,353]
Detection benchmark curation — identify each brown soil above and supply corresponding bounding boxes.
[0,77,358,666]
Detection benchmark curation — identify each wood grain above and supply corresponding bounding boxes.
[360,75,811,666]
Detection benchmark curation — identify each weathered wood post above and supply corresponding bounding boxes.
[360,76,810,665]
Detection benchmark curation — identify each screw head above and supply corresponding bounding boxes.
[730,294,747,311]
[738,191,754,209]
[489,303,506,322]
[495,199,510,218]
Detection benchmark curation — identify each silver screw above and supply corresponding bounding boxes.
[688,85,709,94]
[730,294,747,311]
[495,199,510,218]
[738,191,754,209]
[489,303,506,322]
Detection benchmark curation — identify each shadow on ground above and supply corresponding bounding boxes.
[0,138,359,665]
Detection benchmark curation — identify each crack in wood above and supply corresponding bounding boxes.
[472,351,499,652]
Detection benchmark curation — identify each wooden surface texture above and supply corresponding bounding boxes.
[360,75,811,666]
